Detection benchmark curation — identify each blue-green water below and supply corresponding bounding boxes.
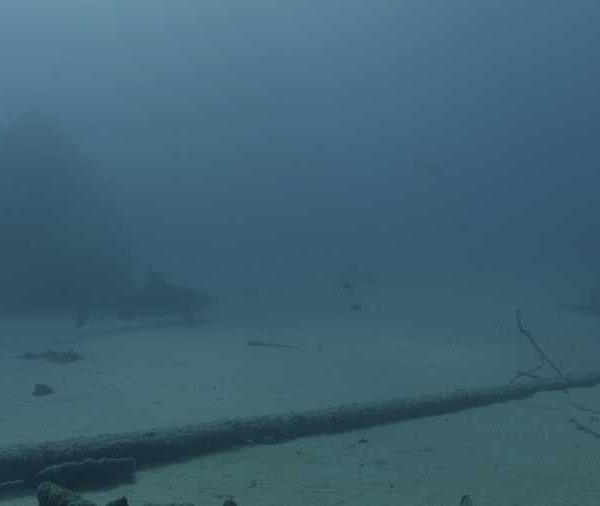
[0,2,599,504]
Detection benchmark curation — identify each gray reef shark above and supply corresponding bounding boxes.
[76,271,213,328]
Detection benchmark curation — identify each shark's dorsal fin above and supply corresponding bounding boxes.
[144,270,169,292]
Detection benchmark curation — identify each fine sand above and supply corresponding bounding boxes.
[1,278,599,505]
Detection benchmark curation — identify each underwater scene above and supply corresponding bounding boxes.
[0,2,599,505]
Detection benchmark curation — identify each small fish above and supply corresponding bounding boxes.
[242,289,257,299]
[563,303,600,316]
[245,340,298,349]
[342,281,355,292]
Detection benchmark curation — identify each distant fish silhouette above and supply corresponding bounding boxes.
[18,349,82,364]
[76,270,212,328]
[76,307,91,329]
[33,384,56,396]
[245,340,298,349]
[563,287,600,317]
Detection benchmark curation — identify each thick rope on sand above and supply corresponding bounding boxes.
[1,373,599,484]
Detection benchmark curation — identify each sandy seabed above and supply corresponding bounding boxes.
[1,278,600,506]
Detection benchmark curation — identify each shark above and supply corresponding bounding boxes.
[76,271,213,328]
